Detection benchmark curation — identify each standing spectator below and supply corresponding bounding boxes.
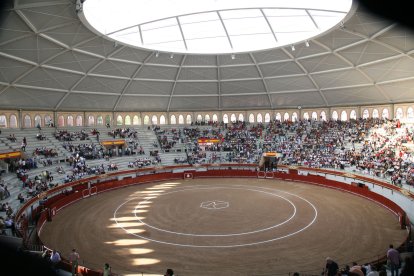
[103,263,111,276]
[164,268,174,276]
[69,248,80,276]
[50,249,61,271]
[387,244,401,276]
[324,257,339,276]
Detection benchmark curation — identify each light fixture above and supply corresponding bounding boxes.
[170,53,174,59]
[231,53,235,60]
[291,45,295,51]
[155,51,159,58]
[305,40,310,47]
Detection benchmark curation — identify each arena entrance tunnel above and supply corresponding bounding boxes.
[16,164,413,276]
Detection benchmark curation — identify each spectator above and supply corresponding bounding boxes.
[50,249,61,271]
[387,244,401,276]
[324,257,339,276]
[69,248,80,276]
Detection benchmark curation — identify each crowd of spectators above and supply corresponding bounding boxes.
[176,118,414,187]
[54,129,88,141]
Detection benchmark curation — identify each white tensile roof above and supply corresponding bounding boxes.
[0,0,413,112]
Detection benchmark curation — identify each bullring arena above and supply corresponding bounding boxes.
[40,177,405,276]
[34,167,409,276]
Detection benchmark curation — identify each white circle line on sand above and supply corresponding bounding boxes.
[133,186,297,237]
[113,185,318,248]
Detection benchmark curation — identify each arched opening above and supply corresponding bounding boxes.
[67,116,74,127]
[340,111,347,121]
[256,113,263,123]
[178,115,184,124]
[331,111,338,121]
[350,110,357,120]
[44,115,52,127]
[151,115,158,125]
[196,114,202,122]
[238,113,244,122]
[205,114,210,122]
[24,115,32,128]
[58,115,64,127]
[116,115,123,126]
[212,114,218,122]
[248,113,254,123]
[76,115,83,126]
[186,115,192,124]
[372,109,379,118]
[10,115,17,128]
[160,115,166,125]
[283,112,289,121]
[124,115,131,125]
[105,115,111,126]
[170,115,177,125]
[264,113,271,123]
[88,115,95,126]
[143,115,150,125]
[311,112,318,120]
[97,116,103,126]
[407,107,414,119]
[34,115,42,127]
[275,113,281,121]
[362,109,369,119]
[395,108,403,119]
[0,115,7,128]
[382,108,389,119]
[133,115,141,125]
[230,114,236,123]
[320,111,327,121]
[303,112,309,120]
[223,114,229,124]
[291,112,298,122]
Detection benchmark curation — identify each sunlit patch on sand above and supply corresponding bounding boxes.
[132,258,160,265]
[140,190,163,194]
[129,248,154,254]
[135,204,150,209]
[143,196,157,200]
[132,209,148,214]
[108,222,145,228]
[110,216,137,222]
[125,228,146,234]
[106,239,149,246]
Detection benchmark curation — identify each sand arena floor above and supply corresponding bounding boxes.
[39,178,407,276]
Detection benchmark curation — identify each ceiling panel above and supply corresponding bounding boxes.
[17,67,82,90]
[45,51,102,73]
[322,86,388,105]
[137,65,178,80]
[221,94,270,109]
[0,86,64,109]
[259,61,304,77]
[174,82,219,95]
[379,79,414,102]
[178,67,217,80]
[220,66,260,80]
[126,80,174,95]
[338,41,399,66]
[360,57,414,83]
[0,56,33,83]
[221,80,266,94]
[60,93,118,110]
[74,76,128,93]
[375,26,414,53]
[311,69,371,89]
[299,54,351,73]
[169,96,219,110]
[116,95,170,111]
[270,91,325,107]
[91,60,139,78]
[252,48,289,63]
[317,29,364,51]
[183,55,217,66]
[266,76,316,92]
